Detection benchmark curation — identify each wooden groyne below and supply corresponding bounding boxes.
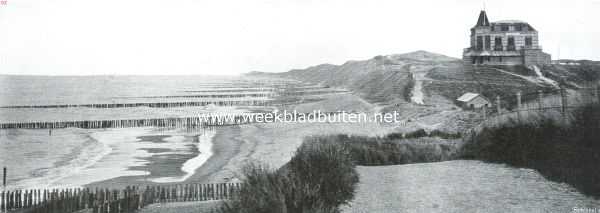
[0,111,355,130]
[278,89,348,96]
[183,88,279,93]
[0,114,261,129]
[120,93,276,99]
[0,183,240,213]
[123,89,346,99]
[0,100,271,109]
[0,89,347,109]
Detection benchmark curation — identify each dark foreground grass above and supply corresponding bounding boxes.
[219,141,359,213]
[461,102,600,197]
[219,129,462,212]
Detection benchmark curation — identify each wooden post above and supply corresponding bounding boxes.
[560,87,568,123]
[516,92,522,110]
[495,96,501,114]
[538,90,543,110]
[516,92,522,121]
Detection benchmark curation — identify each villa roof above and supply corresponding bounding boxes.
[475,10,490,27]
[493,20,527,24]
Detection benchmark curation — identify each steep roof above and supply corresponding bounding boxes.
[475,10,490,27]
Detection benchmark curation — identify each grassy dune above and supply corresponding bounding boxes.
[461,102,600,197]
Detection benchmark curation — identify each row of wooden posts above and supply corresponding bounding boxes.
[470,86,600,134]
[1,183,241,213]
[0,111,353,130]
[1,88,347,109]
[130,92,278,99]
[121,89,346,100]
[0,100,272,109]
[477,87,600,120]
[0,114,261,129]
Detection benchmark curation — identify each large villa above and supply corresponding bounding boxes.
[462,10,551,66]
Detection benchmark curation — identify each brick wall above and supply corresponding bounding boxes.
[523,49,551,66]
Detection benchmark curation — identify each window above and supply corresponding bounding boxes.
[485,36,491,50]
[525,37,533,47]
[501,25,509,31]
[476,36,483,51]
[516,25,523,31]
[494,37,503,51]
[507,37,515,51]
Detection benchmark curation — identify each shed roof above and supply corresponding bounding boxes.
[457,92,480,102]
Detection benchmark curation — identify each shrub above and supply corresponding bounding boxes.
[385,132,404,140]
[404,129,427,139]
[428,130,462,139]
[286,139,359,212]
[220,140,359,213]
[219,164,288,213]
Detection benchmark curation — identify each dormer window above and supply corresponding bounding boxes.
[516,25,523,31]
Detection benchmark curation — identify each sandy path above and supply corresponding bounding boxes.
[342,160,600,213]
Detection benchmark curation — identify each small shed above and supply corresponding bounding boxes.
[456,93,491,109]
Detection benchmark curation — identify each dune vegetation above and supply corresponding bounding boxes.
[219,129,462,212]
[461,102,600,197]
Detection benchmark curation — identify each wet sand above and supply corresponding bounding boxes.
[85,93,394,189]
[85,126,243,189]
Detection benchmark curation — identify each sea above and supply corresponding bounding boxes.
[0,75,277,190]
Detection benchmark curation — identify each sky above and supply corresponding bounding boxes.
[0,0,598,75]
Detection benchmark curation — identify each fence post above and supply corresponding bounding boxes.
[496,96,501,114]
[516,91,522,110]
[560,87,568,113]
[538,90,543,110]
[482,105,487,120]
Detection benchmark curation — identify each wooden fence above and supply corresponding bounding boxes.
[1,183,240,213]
[465,85,600,134]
